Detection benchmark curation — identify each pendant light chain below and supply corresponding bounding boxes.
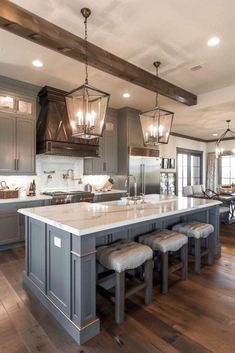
[155,64,159,107]
[84,16,89,85]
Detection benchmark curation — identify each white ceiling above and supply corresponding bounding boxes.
[1,0,235,140]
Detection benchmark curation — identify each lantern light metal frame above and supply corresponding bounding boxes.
[215,120,235,158]
[65,8,110,139]
[139,61,174,146]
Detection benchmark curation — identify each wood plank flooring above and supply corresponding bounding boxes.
[0,224,235,353]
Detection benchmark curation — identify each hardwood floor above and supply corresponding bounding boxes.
[0,224,235,353]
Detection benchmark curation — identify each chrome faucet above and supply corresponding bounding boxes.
[63,169,74,180]
[63,169,82,183]
[125,174,137,197]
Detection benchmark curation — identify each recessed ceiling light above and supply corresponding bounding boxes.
[207,37,220,47]
[212,133,218,137]
[32,59,43,67]
[123,92,130,98]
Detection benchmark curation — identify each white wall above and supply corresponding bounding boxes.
[159,135,207,185]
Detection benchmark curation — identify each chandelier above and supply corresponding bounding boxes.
[139,61,174,145]
[216,120,235,158]
[65,8,110,139]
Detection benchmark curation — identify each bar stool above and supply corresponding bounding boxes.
[96,240,153,324]
[172,221,214,273]
[139,229,188,294]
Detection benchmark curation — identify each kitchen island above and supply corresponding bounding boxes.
[18,195,221,344]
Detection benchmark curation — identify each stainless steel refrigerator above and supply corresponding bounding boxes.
[128,156,160,195]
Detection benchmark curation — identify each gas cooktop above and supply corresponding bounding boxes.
[43,190,92,196]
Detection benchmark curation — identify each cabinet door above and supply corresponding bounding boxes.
[0,115,16,173]
[16,118,35,173]
[103,115,117,174]
[28,218,46,291]
[47,226,71,316]
[0,213,20,245]
[103,133,117,174]
[83,138,104,175]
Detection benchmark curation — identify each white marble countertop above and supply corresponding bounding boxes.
[18,194,221,236]
[0,194,52,204]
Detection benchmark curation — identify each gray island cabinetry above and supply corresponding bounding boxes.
[18,195,221,344]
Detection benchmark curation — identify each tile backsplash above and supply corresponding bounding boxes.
[0,155,84,194]
[0,155,111,194]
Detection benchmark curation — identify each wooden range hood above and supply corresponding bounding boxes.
[36,86,99,157]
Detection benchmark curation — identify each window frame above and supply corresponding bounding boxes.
[176,148,203,195]
[218,154,235,185]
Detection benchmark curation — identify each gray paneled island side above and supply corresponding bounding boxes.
[18,195,221,344]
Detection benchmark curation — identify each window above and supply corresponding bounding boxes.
[177,149,203,196]
[220,155,235,185]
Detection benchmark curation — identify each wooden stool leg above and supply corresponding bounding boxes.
[160,252,168,294]
[207,233,215,265]
[194,238,201,273]
[115,271,125,324]
[144,259,153,305]
[180,244,188,280]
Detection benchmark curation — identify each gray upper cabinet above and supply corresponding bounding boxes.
[17,118,35,173]
[84,109,118,175]
[0,91,36,175]
[0,115,16,173]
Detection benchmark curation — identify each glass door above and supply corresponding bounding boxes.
[177,153,188,196]
[177,149,203,196]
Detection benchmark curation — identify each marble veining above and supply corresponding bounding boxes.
[18,195,221,236]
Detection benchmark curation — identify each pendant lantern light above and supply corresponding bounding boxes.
[215,120,235,158]
[65,8,110,139]
[139,61,174,145]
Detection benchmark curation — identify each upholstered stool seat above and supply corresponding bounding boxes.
[97,240,153,273]
[172,221,215,273]
[139,229,188,294]
[97,240,153,324]
[172,221,214,239]
[139,229,188,253]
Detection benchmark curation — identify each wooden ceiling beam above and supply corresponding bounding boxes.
[0,0,197,106]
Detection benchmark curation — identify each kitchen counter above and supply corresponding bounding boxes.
[19,194,221,344]
[18,195,220,236]
[93,189,126,195]
[0,194,52,204]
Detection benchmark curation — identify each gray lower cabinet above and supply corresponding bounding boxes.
[93,192,126,203]
[47,226,71,316]
[0,199,51,250]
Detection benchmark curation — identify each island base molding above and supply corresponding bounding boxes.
[23,273,100,345]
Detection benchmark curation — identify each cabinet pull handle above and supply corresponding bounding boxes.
[103,162,106,172]
[17,159,19,170]
[14,159,17,170]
